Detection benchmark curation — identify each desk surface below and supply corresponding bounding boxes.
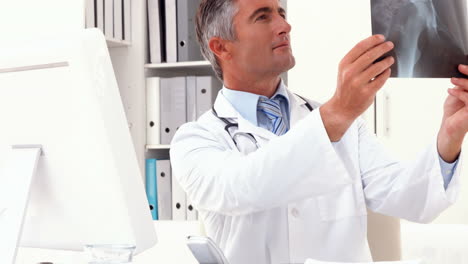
[16,221,201,264]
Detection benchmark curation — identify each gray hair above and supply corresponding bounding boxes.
[196,0,239,81]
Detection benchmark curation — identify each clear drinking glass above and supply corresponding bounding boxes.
[84,244,136,264]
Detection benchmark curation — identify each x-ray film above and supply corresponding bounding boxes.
[371,0,468,78]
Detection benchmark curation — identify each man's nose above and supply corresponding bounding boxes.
[274,14,291,36]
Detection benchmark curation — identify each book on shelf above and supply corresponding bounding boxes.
[123,0,131,41]
[146,77,162,146]
[114,0,123,40]
[145,159,159,220]
[104,0,114,39]
[146,76,221,145]
[176,0,203,62]
[85,0,130,43]
[156,159,172,220]
[164,0,177,62]
[148,0,165,63]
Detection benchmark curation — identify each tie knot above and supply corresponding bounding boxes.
[257,97,287,135]
[257,97,282,119]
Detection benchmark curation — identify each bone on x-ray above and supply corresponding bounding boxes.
[371,0,468,78]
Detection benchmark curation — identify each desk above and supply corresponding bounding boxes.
[15,221,201,264]
[19,221,468,264]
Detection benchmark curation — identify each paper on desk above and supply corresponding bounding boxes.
[305,259,422,264]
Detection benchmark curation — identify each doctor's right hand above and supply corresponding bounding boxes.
[320,34,394,142]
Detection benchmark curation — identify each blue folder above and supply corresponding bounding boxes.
[145,159,158,220]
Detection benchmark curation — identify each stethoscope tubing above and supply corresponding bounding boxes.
[211,95,313,149]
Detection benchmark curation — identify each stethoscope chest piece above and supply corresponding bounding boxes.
[213,107,260,154]
[231,131,260,154]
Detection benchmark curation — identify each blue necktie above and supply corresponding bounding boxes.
[257,97,287,135]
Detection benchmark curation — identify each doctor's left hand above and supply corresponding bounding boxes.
[437,64,468,162]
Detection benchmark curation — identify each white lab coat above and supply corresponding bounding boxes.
[170,87,462,264]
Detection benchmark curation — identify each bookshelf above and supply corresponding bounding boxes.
[144,1,220,221]
[86,0,132,47]
[145,61,215,79]
[144,0,221,225]
[145,60,211,69]
[144,63,218,156]
[103,1,204,262]
[146,144,171,150]
[106,38,132,48]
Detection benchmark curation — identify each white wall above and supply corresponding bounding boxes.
[0,0,84,43]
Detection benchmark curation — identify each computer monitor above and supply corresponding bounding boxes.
[0,29,157,263]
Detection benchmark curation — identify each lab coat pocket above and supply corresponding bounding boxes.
[317,184,367,221]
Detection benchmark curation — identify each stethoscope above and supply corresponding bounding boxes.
[212,95,314,151]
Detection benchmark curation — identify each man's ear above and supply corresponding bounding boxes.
[209,37,232,62]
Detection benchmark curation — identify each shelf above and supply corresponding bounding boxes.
[146,144,171,150]
[106,38,131,48]
[145,61,211,70]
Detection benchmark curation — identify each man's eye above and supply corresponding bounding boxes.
[256,14,267,21]
[280,13,286,19]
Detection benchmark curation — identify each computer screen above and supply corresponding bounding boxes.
[0,29,157,262]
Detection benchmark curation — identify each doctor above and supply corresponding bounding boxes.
[170,0,468,263]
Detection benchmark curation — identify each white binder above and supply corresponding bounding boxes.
[113,0,123,40]
[176,0,203,61]
[96,0,105,33]
[171,167,187,221]
[186,76,197,122]
[85,0,96,28]
[196,76,221,118]
[123,0,131,41]
[160,77,187,145]
[186,197,198,221]
[146,77,161,145]
[104,0,114,38]
[156,160,172,220]
[165,0,178,62]
[148,0,163,63]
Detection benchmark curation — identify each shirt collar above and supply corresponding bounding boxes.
[221,80,290,125]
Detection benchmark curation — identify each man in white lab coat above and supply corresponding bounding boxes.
[170,0,468,263]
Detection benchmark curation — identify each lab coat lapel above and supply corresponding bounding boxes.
[213,91,238,119]
[237,115,275,141]
[288,91,314,127]
[213,90,275,142]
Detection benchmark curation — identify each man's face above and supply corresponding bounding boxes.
[228,0,295,77]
